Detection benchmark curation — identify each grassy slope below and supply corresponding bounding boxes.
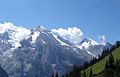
[83,47,120,75]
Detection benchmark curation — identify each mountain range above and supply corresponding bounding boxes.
[0,22,112,77]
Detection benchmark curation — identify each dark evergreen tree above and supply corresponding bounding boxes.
[55,72,59,77]
[68,65,81,77]
[101,48,110,59]
[115,59,120,77]
[105,61,109,69]
[89,68,93,77]
[115,41,120,48]
[65,73,69,77]
[110,45,116,52]
[61,75,64,77]
[108,53,115,69]
[52,72,54,77]
[83,61,89,69]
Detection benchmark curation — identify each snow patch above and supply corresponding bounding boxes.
[62,60,73,66]
[51,33,69,46]
[25,64,32,72]
[41,39,46,44]
[88,38,99,45]
[86,50,98,58]
[31,31,39,43]
[76,38,99,50]
[73,48,80,55]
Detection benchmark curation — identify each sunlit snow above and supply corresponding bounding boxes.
[51,32,69,46]
[0,22,31,48]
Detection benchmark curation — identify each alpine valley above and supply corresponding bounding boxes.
[0,22,112,77]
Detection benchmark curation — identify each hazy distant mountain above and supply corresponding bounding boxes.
[0,22,111,77]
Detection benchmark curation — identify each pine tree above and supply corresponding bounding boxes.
[83,61,89,69]
[55,72,59,77]
[108,53,115,69]
[115,41,120,48]
[52,73,54,77]
[61,75,64,77]
[68,65,81,77]
[105,61,109,69]
[89,68,93,77]
[115,59,120,77]
[65,73,69,77]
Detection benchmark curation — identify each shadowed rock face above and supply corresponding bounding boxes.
[0,66,9,77]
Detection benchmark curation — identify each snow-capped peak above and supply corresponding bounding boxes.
[98,35,107,46]
[0,22,31,48]
[35,26,47,33]
[29,31,40,44]
[76,38,99,50]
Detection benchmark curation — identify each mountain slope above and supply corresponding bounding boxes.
[75,38,112,58]
[83,47,120,76]
[0,22,112,77]
[0,23,92,77]
[52,28,112,57]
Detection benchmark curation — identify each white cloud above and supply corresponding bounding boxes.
[51,27,84,44]
[98,35,107,45]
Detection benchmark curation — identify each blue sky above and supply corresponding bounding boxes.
[0,0,120,43]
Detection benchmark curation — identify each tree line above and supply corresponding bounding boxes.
[51,41,120,77]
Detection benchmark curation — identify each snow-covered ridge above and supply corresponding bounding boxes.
[0,22,70,49]
[51,32,69,46]
[0,22,108,53]
[51,27,107,50]
[0,22,31,48]
[0,22,50,48]
[0,22,71,49]
[76,38,99,50]
[86,50,98,58]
